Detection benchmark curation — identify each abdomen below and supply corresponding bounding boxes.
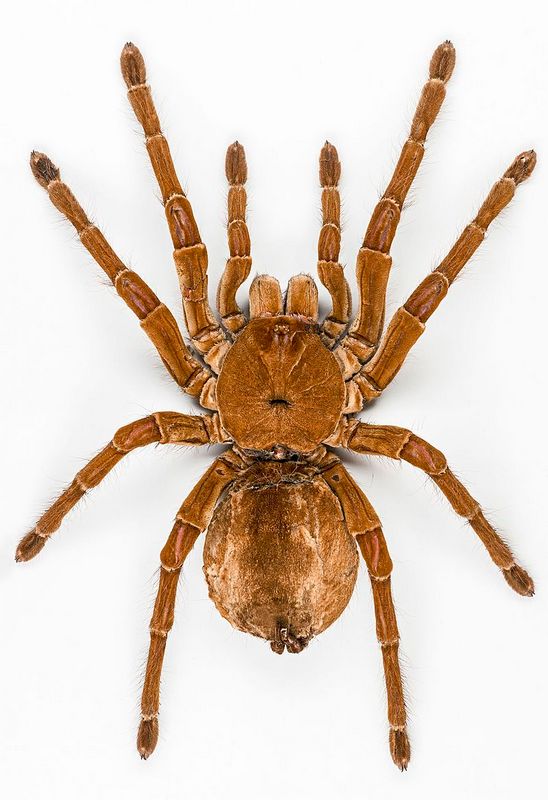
[203,464,358,653]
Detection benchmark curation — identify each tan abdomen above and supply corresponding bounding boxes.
[216,316,345,452]
[203,465,358,653]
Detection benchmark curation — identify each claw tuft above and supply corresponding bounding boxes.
[430,40,456,83]
[121,42,146,88]
[30,151,59,188]
[319,141,341,187]
[503,563,535,597]
[16,530,47,562]
[390,727,411,771]
[225,141,247,185]
[137,717,158,759]
[504,150,537,185]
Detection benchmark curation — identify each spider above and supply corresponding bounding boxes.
[16,40,535,771]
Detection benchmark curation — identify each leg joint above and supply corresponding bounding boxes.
[380,637,400,648]
[149,627,168,639]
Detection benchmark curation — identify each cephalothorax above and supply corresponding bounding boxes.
[17,41,535,770]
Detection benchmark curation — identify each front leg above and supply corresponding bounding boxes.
[346,150,536,409]
[16,412,226,562]
[334,41,455,377]
[120,44,229,372]
[29,153,214,405]
[344,422,534,596]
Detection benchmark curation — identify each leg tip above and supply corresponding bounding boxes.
[15,530,47,562]
[503,563,535,597]
[121,42,146,88]
[137,716,159,759]
[430,41,456,83]
[225,142,247,186]
[390,727,411,771]
[504,150,537,185]
[30,151,59,188]
[319,141,340,187]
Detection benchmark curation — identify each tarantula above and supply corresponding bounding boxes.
[16,41,535,770]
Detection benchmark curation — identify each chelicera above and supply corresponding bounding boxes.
[16,40,535,770]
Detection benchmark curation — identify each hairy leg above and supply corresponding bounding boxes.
[347,150,536,409]
[317,142,351,344]
[15,412,226,562]
[285,274,319,321]
[322,461,410,769]
[30,153,215,406]
[249,274,283,318]
[344,422,534,595]
[138,453,244,757]
[335,41,455,378]
[120,43,229,371]
[217,142,252,334]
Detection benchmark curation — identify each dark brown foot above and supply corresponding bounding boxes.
[30,151,60,188]
[137,716,159,759]
[390,727,411,771]
[503,563,535,597]
[15,530,47,562]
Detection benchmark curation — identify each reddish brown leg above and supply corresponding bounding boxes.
[346,422,534,596]
[217,142,252,335]
[248,274,283,318]
[322,462,410,770]
[317,142,351,345]
[138,454,243,757]
[29,152,214,407]
[348,150,536,408]
[335,41,455,379]
[120,44,229,372]
[285,274,319,322]
[15,412,225,562]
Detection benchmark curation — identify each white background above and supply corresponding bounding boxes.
[1,1,546,798]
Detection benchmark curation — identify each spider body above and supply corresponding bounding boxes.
[17,40,536,770]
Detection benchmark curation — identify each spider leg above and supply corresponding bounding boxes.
[317,142,351,344]
[120,44,229,372]
[29,153,214,407]
[335,41,455,378]
[322,461,409,770]
[344,422,534,596]
[248,274,284,318]
[345,150,536,409]
[138,454,243,758]
[217,142,252,335]
[15,412,226,562]
[285,274,319,322]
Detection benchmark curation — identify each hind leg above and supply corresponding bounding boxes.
[323,463,410,769]
[138,455,243,757]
